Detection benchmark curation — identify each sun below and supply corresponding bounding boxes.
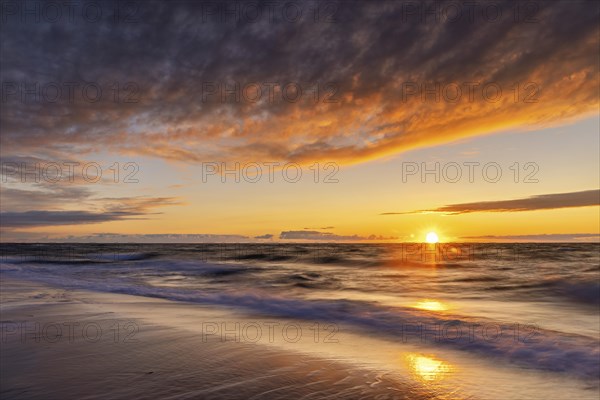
[425,232,439,244]
[413,300,448,312]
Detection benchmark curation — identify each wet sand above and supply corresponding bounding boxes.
[2,277,598,400]
[0,278,434,400]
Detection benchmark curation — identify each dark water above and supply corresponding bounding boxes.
[1,243,599,381]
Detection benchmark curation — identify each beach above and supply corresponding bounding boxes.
[1,277,442,399]
[1,243,599,399]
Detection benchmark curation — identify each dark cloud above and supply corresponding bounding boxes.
[68,233,250,243]
[0,196,180,227]
[462,233,599,241]
[279,230,397,241]
[1,0,598,165]
[254,234,274,239]
[0,210,142,227]
[279,230,363,241]
[383,189,600,215]
[0,186,94,212]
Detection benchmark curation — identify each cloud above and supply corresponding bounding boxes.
[0,210,145,227]
[0,196,180,227]
[0,186,94,212]
[382,189,600,215]
[279,230,397,241]
[0,230,400,243]
[279,230,363,241]
[462,234,599,242]
[1,1,598,166]
[37,233,251,243]
[96,196,181,214]
[254,234,274,239]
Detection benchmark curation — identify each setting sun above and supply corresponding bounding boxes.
[425,232,439,244]
[413,300,449,312]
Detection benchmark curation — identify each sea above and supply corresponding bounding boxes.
[1,242,599,398]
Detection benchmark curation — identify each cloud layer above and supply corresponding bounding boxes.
[383,189,600,215]
[462,233,599,241]
[0,194,180,227]
[2,0,598,166]
[1,1,598,241]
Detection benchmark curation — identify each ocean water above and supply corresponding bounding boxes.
[1,242,599,396]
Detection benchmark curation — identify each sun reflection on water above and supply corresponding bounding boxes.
[406,354,452,381]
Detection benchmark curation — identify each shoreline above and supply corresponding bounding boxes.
[1,277,434,400]
[2,276,598,399]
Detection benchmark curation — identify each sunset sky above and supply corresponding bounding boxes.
[1,0,598,242]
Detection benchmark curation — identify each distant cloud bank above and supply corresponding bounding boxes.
[382,189,600,215]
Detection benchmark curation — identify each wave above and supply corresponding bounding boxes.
[0,252,159,265]
[553,280,600,306]
[2,266,599,380]
[91,252,159,262]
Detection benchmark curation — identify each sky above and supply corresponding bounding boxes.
[0,0,599,242]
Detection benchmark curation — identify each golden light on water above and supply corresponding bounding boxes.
[406,354,452,381]
[425,232,439,243]
[413,300,449,312]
